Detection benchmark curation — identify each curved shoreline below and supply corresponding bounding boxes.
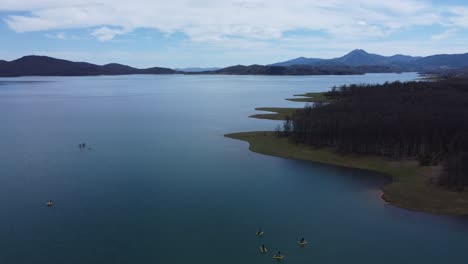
[228,90,468,216]
[225,131,468,216]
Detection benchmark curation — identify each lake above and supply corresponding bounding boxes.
[0,73,467,264]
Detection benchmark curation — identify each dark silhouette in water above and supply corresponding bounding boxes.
[79,143,89,150]
[298,237,307,246]
[273,251,283,260]
[256,227,264,236]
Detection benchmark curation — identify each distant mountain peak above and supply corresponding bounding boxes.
[334,49,385,66]
[103,63,127,66]
[348,49,369,54]
[12,55,75,65]
[16,55,54,61]
[341,49,375,59]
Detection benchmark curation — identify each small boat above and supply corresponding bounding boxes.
[46,200,54,207]
[298,237,308,246]
[273,254,284,261]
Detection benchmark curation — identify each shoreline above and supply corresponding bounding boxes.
[249,107,297,120]
[225,132,468,215]
[228,89,468,216]
[248,92,330,120]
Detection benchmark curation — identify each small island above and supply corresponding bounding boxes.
[226,78,468,216]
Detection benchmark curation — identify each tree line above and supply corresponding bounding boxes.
[282,78,468,190]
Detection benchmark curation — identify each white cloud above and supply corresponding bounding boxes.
[0,0,451,42]
[447,7,468,28]
[56,32,66,39]
[431,29,457,41]
[46,32,66,39]
[3,32,468,68]
[91,27,130,41]
[357,21,368,26]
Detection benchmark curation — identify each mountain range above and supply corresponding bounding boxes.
[175,67,221,72]
[188,64,381,75]
[2,50,468,77]
[270,49,468,72]
[0,56,176,77]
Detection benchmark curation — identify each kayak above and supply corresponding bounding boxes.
[298,241,308,246]
[256,231,264,236]
[273,255,284,260]
[260,247,268,253]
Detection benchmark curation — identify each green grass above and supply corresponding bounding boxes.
[225,131,468,215]
[249,107,297,120]
[286,92,330,103]
[249,93,332,120]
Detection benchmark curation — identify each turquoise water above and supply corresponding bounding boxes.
[0,73,467,264]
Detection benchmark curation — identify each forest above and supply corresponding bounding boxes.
[283,78,468,189]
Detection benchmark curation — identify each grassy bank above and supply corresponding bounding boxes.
[249,107,297,120]
[286,92,331,103]
[249,93,331,121]
[225,131,468,215]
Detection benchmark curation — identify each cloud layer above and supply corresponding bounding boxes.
[1,0,468,68]
[1,0,465,42]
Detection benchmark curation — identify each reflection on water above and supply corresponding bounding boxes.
[0,80,52,85]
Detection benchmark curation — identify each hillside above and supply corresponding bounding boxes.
[0,56,177,77]
[175,67,221,72]
[272,57,323,67]
[190,64,363,75]
[415,53,468,69]
[271,49,468,72]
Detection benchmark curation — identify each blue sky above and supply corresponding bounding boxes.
[1,0,468,68]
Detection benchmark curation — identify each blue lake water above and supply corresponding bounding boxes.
[0,73,467,264]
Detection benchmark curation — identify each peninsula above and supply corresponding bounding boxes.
[226,78,468,215]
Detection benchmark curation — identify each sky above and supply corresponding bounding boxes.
[1,0,468,68]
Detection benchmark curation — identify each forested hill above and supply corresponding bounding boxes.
[272,49,468,72]
[285,78,468,189]
[0,56,177,77]
[187,64,401,75]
